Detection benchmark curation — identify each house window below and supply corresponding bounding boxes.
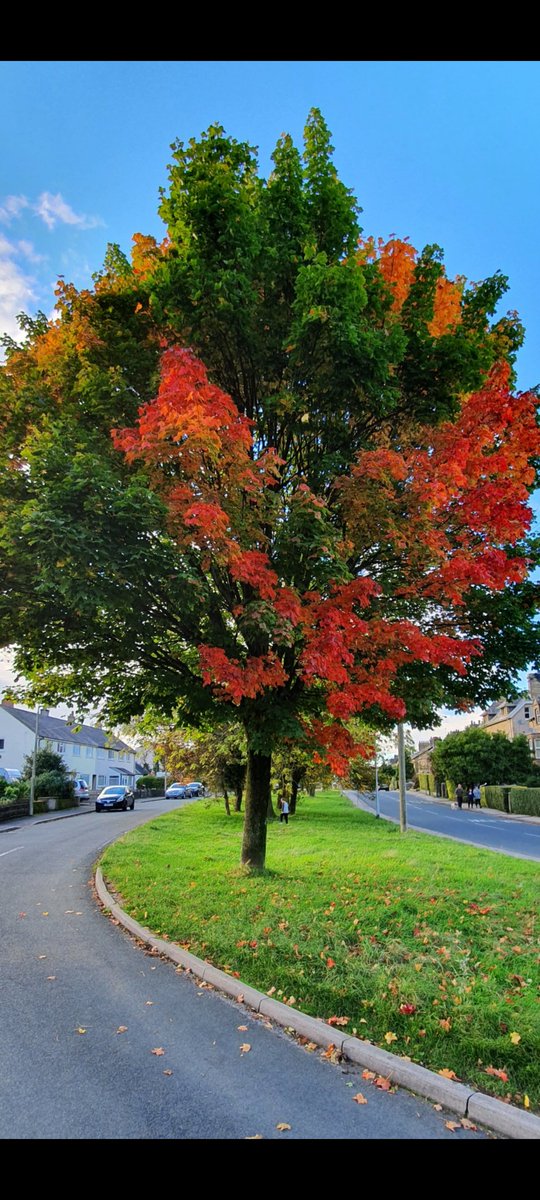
[72,744,81,757]
[98,774,106,786]
[97,748,106,760]
[0,738,4,749]
[525,706,531,720]
[109,774,119,784]
[86,745,93,758]
[57,742,65,753]
[108,749,116,760]
[534,738,540,760]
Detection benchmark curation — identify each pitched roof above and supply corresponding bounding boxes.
[2,705,133,753]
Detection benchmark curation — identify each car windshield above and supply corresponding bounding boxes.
[103,788,124,796]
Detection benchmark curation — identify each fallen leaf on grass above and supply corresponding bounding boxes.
[326,958,336,969]
[266,986,276,996]
[485,1067,509,1082]
[384,1032,397,1044]
[116,1026,128,1034]
[524,1095,530,1109]
[240,1043,251,1054]
[151,1047,165,1056]
[276,1122,291,1131]
[352,1093,368,1104]
[510,1032,521,1044]
[439,1018,452,1032]
[438,1068,459,1080]
[399,1004,417,1015]
[327,1016,350,1026]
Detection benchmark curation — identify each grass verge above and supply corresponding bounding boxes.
[100,790,539,1109]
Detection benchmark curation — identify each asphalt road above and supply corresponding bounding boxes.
[349,790,540,861]
[0,798,484,1140]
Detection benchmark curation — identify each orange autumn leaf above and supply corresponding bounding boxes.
[352,1093,368,1104]
[151,1047,165,1056]
[438,1068,459,1080]
[485,1067,509,1082]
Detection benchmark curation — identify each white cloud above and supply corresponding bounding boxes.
[16,239,46,265]
[410,709,483,747]
[0,194,29,224]
[0,235,36,342]
[34,191,103,231]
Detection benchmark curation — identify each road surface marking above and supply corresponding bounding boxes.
[0,845,24,858]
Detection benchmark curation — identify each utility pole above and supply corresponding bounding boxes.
[397,721,407,832]
[374,737,380,818]
[29,705,40,817]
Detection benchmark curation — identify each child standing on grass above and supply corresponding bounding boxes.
[280,797,290,824]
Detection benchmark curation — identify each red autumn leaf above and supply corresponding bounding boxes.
[399,1004,417,1015]
[485,1067,509,1082]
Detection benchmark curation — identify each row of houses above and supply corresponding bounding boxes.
[0,700,147,790]
[412,672,540,781]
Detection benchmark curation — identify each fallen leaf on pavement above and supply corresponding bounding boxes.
[116,1026,128,1034]
[38,955,46,959]
[164,1069,173,1076]
[445,1121,460,1132]
[151,1047,165,1056]
[460,1118,477,1131]
[19,913,26,918]
[362,1070,376,1080]
[238,1025,248,1031]
[47,975,56,981]
[305,1042,317,1052]
[374,1076,393,1091]
[276,1123,291,1131]
[240,1043,251,1054]
[433,1104,443,1111]
[76,1027,86,1034]
[42,912,49,916]
[352,1093,368,1104]
[145,1001,153,1006]
[246,1134,263,1139]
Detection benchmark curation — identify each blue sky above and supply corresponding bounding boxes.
[1,60,539,392]
[1,60,539,735]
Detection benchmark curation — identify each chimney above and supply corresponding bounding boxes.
[528,672,540,700]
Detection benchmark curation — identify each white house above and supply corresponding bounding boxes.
[0,700,137,791]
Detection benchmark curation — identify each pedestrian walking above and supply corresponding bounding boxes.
[473,784,481,809]
[467,785,474,809]
[455,783,464,809]
[280,797,289,824]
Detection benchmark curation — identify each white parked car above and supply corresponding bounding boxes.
[72,778,90,801]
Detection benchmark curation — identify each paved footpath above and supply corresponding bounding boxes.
[0,799,485,1140]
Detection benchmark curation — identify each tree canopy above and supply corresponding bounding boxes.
[431,726,536,787]
[1,109,539,869]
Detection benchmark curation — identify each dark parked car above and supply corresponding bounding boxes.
[378,782,390,791]
[95,785,135,812]
[185,782,204,797]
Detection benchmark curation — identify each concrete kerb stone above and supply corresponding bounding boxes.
[467,1093,540,1140]
[95,867,539,1139]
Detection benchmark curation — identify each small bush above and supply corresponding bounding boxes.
[508,787,540,817]
[4,780,30,802]
[484,785,505,811]
[34,770,74,800]
[136,775,164,791]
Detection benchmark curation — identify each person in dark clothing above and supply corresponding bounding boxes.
[467,785,474,809]
[455,783,464,809]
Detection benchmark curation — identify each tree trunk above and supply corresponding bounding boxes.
[290,778,299,815]
[241,748,271,871]
[234,781,243,812]
[223,786,231,816]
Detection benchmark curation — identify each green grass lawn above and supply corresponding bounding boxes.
[100,790,540,1109]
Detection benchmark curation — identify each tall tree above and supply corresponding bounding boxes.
[1,110,539,871]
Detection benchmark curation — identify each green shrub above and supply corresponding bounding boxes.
[34,770,74,800]
[484,785,505,811]
[4,780,30,802]
[136,775,164,791]
[508,787,540,817]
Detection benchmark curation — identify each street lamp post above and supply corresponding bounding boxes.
[29,705,41,817]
